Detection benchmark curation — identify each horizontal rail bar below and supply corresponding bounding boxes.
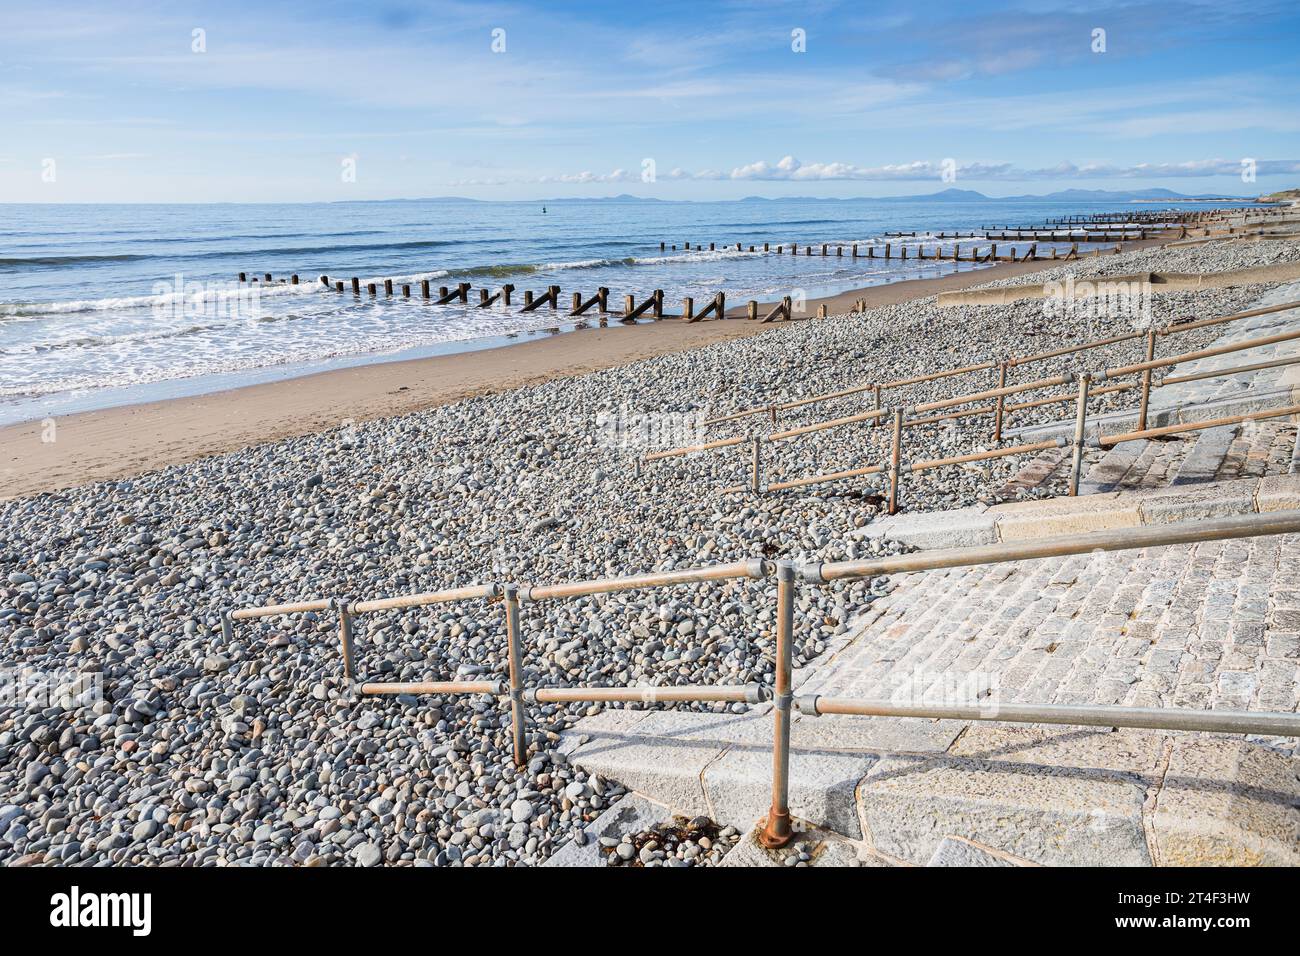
[522,558,770,601]
[755,462,887,494]
[1011,330,1143,367]
[1105,326,1300,379]
[769,408,884,441]
[803,509,1300,583]
[358,680,506,696]
[797,696,1300,736]
[1157,299,1300,337]
[907,438,1064,474]
[526,684,767,704]
[1158,352,1300,387]
[230,598,333,621]
[903,404,999,428]
[912,373,1073,415]
[1098,403,1300,448]
[1006,381,1135,412]
[349,583,500,614]
[644,434,746,462]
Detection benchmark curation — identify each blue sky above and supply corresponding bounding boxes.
[2,0,1298,202]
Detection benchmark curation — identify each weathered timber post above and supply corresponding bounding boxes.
[549,285,560,309]
[335,281,344,292]
[525,290,535,309]
[683,297,694,321]
[502,284,514,306]
[571,292,582,313]
[885,243,891,259]
[653,290,664,319]
[747,300,758,321]
[291,274,299,285]
[367,283,377,296]
[421,280,431,299]
[751,436,762,494]
[351,277,361,295]
[402,284,410,298]
[384,279,393,296]
[597,287,607,313]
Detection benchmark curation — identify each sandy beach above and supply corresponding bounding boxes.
[1,253,1131,500]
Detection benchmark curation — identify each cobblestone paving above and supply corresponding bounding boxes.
[801,526,1300,752]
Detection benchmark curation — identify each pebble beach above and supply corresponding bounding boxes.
[1,234,1297,867]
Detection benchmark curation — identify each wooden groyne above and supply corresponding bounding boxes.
[229,207,1281,326]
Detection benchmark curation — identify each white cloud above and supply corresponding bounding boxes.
[502,156,1300,185]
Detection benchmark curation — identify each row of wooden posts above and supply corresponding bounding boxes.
[232,271,801,322]
[654,240,1110,263]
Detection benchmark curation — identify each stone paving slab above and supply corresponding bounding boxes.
[988,491,1141,539]
[1149,739,1300,866]
[858,753,1154,866]
[867,474,1300,550]
[928,835,1035,866]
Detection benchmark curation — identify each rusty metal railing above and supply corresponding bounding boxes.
[702,299,1300,429]
[652,303,1300,509]
[227,510,1300,853]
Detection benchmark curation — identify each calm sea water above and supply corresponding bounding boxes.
[0,198,1255,424]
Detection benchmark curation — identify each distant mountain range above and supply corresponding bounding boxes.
[368,188,1260,204]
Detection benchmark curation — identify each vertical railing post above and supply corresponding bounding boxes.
[1138,329,1156,431]
[338,601,356,686]
[759,561,795,848]
[1069,373,1091,496]
[751,436,762,493]
[503,585,527,767]
[888,408,903,515]
[993,361,1008,442]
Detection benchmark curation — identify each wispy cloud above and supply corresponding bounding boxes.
[465,156,1300,185]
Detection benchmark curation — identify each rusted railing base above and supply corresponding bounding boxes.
[758,811,793,849]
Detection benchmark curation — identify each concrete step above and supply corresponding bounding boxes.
[1171,424,1239,486]
[1078,439,1150,494]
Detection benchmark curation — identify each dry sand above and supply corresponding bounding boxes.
[0,254,1117,500]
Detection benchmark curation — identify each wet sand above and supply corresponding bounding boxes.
[0,253,1119,500]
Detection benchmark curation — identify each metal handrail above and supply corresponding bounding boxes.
[702,299,1300,428]
[227,510,1300,853]
[659,309,1300,508]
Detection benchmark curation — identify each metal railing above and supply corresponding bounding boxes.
[227,509,1300,851]
[649,300,1300,509]
[701,300,1300,429]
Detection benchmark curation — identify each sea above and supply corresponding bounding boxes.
[0,197,1257,425]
